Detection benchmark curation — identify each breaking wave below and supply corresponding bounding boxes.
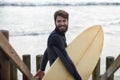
[0,2,120,7]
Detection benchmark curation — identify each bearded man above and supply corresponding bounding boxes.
[34,10,82,80]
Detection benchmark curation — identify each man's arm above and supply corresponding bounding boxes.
[40,49,48,71]
[51,35,82,80]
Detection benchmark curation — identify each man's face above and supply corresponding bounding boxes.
[55,16,68,33]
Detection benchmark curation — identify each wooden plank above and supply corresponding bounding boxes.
[101,55,120,80]
[0,30,10,80]
[0,32,35,80]
[23,55,31,80]
[106,56,114,80]
[92,59,100,80]
[10,62,18,80]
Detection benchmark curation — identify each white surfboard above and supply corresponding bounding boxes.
[42,25,104,80]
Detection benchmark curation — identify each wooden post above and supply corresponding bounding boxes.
[101,55,120,80]
[92,58,100,80]
[10,61,18,80]
[36,55,43,80]
[36,55,43,71]
[23,54,31,80]
[0,30,10,80]
[106,56,114,80]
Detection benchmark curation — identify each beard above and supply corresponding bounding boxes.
[56,25,68,33]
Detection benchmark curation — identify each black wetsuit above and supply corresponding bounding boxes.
[40,28,82,80]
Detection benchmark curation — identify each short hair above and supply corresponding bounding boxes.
[54,10,69,21]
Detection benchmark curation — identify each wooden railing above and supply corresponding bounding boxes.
[9,54,120,80]
[101,55,120,80]
[0,30,120,80]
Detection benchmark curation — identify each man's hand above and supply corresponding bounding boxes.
[34,69,45,79]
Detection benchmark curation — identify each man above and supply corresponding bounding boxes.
[34,10,82,80]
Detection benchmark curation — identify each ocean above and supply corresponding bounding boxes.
[0,1,120,80]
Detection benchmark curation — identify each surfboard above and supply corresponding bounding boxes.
[42,25,104,80]
[0,32,35,80]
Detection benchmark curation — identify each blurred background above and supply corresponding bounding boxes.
[0,0,120,80]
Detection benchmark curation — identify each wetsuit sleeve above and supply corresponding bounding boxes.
[40,49,48,71]
[51,35,82,80]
